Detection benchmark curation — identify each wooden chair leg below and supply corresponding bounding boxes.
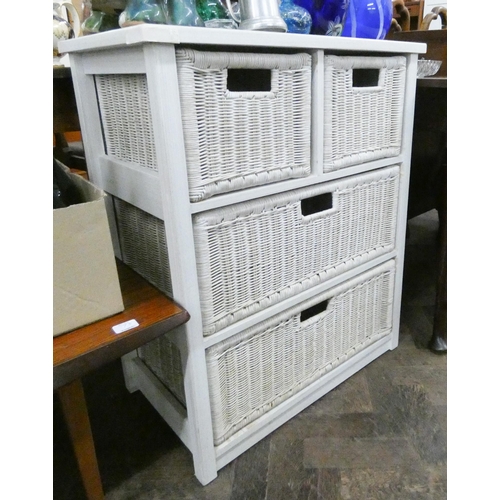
[58,379,105,500]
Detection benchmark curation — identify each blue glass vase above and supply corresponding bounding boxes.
[279,0,312,34]
[341,0,392,39]
[295,0,349,36]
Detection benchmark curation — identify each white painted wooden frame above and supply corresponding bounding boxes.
[64,26,425,486]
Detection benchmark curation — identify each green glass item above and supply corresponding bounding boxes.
[82,10,120,34]
[196,0,236,28]
[171,0,205,26]
[119,0,169,26]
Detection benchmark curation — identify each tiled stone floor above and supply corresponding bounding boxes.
[53,210,446,499]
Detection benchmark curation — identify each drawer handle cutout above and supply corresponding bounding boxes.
[301,300,328,322]
[301,193,333,216]
[227,69,272,92]
[352,68,380,87]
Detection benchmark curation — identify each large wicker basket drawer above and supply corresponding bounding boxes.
[323,55,406,172]
[207,260,396,445]
[193,165,400,335]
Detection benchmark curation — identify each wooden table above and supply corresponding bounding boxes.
[54,261,190,499]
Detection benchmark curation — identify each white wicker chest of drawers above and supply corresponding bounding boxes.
[60,26,425,486]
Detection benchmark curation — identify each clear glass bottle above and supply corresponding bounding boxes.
[279,0,312,34]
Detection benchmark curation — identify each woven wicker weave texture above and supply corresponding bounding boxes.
[94,53,406,201]
[114,198,173,297]
[323,55,406,172]
[96,74,158,171]
[139,337,186,406]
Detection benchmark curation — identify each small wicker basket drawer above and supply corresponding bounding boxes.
[323,55,406,172]
[207,260,396,445]
[194,165,400,335]
[176,49,312,202]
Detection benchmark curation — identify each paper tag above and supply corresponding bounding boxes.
[112,319,139,334]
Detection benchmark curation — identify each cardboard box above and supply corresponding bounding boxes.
[53,167,124,336]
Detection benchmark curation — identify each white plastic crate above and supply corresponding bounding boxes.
[176,49,312,201]
[323,55,406,172]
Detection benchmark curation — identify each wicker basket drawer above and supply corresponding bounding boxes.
[323,55,406,172]
[176,49,312,202]
[207,260,396,445]
[194,165,400,335]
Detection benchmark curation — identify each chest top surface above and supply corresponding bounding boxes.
[60,24,427,55]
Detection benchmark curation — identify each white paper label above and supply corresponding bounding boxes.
[112,319,139,334]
